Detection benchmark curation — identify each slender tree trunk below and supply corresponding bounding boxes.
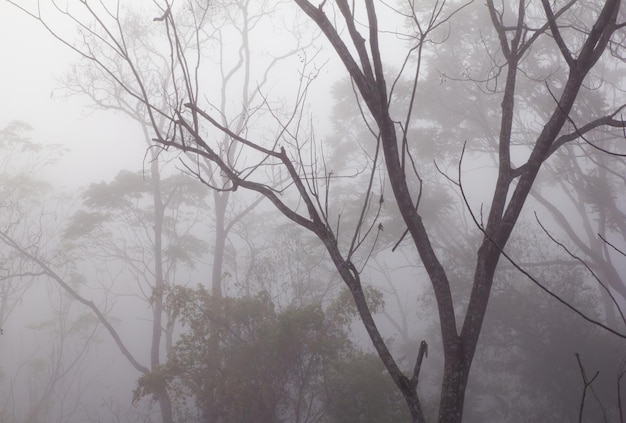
[148,144,174,423]
[211,191,229,298]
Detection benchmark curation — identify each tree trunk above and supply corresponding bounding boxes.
[211,190,229,298]
[438,339,469,423]
[148,144,174,423]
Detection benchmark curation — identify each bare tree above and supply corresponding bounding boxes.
[5,2,303,422]
[1,286,100,423]
[534,143,626,326]
[0,121,99,423]
[0,121,63,335]
[7,1,626,422]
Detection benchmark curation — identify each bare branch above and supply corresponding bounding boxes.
[0,230,150,375]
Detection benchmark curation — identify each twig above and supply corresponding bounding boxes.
[575,353,603,423]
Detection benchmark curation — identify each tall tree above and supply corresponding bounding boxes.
[8,1,626,422]
[0,121,98,423]
[63,168,209,422]
[0,121,63,335]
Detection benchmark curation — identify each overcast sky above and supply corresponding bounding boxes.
[0,2,147,189]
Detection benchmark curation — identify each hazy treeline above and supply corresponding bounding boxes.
[2,1,626,422]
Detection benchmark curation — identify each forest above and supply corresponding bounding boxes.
[1,1,626,422]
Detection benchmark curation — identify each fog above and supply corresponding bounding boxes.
[1,1,626,423]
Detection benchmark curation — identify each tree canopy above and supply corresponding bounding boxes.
[2,1,626,422]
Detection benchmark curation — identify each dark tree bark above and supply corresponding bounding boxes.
[7,0,626,422]
[293,1,624,422]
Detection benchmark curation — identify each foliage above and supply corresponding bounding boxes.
[134,285,409,422]
[466,267,625,422]
[5,1,626,422]
[63,169,209,269]
[414,218,626,422]
[324,352,410,423]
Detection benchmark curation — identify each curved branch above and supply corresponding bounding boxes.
[293,0,378,113]
[541,0,574,66]
[0,231,150,375]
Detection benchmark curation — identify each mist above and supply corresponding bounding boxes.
[1,1,626,423]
